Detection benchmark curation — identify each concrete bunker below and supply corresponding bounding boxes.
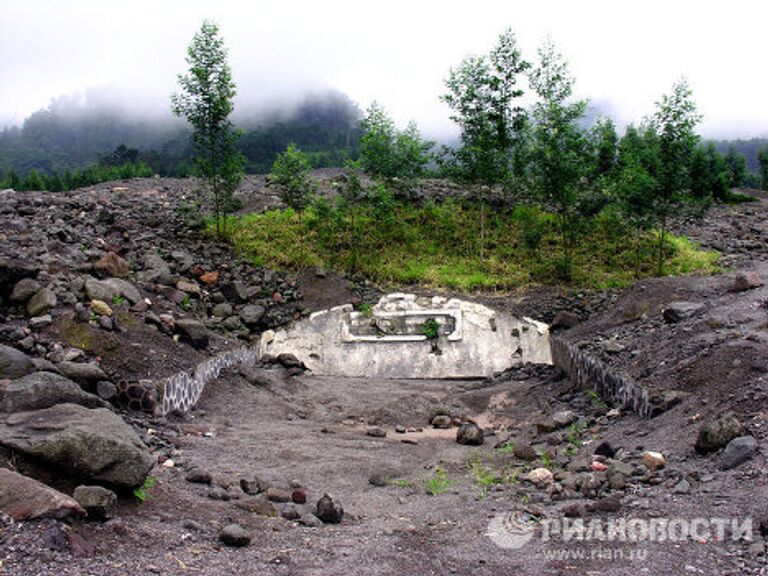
[260,293,552,379]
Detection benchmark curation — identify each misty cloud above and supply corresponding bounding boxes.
[1,0,766,139]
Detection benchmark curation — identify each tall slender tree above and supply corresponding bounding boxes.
[172,21,243,235]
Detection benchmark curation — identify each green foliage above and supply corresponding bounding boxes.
[180,295,192,311]
[111,294,127,306]
[133,476,157,502]
[539,451,555,470]
[424,467,453,495]
[172,21,244,236]
[224,190,719,291]
[387,478,415,488]
[358,102,432,183]
[0,161,153,192]
[420,318,440,340]
[270,143,316,211]
[725,145,747,188]
[759,146,768,190]
[528,39,590,280]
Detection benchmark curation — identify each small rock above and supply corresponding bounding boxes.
[673,479,691,494]
[733,271,763,292]
[175,318,209,350]
[94,253,130,278]
[185,468,213,485]
[366,426,386,438]
[594,441,617,458]
[235,497,277,517]
[456,422,484,446]
[291,489,307,504]
[642,451,666,471]
[298,513,323,528]
[662,302,703,323]
[512,443,538,461]
[280,503,301,520]
[316,493,344,524]
[550,311,580,330]
[90,299,113,317]
[525,467,554,487]
[73,485,117,521]
[96,381,117,401]
[219,524,251,547]
[720,436,757,470]
[208,485,230,501]
[199,271,219,286]
[431,414,453,429]
[10,278,41,303]
[266,487,292,503]
[395,425,406,434]
[368,473,390,487]
[239,475,267,495]
[27,288,57,317]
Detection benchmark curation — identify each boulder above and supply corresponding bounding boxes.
[0,468,85,520]
[239,305,265,328]
[662,302,704,323]
[0,403,153,488]
[642,451,666,471]
[104,278,142,305]
[695,412,747,454]
[221,281,249,303]
[720,436,757,470]
[525,467,554,487]
[27,288,57,317]
[456,422,484,446]
[219,524,251,547]
[73,485,117,521]
[733,271,764,292]
[94,252,130,279]
[0,344,35,379]
[0,371,108,412]
[57,362,108,388]
[90,300,113,317]
[177,280,201,297]
[316,493,344,524]
[84,278,119,303]
[551,311,581,330]
[10,278,41,303]
[176,318,209,350]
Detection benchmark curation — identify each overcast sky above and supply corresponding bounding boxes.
[1,0,766,139]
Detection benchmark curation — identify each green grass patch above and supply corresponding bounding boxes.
[221,195,720,292]
[424,467,453,496]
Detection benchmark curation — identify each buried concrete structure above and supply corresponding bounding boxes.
[260,293,552,379]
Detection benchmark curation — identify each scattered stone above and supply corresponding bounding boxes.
[368,473,390,487]
[235,497,278,517]
[104,278,142,305]
[733,271,763,292]
[266,487,292,503]
[673,479,691,494]
[10,278,41,303]
[642,451,667,471]
[695,412,747,454]
[552,410,577,428]
[280,503,301,521]
[26,288,57,317]
[511,443,538,461]
[720,436,757,470]
[431,414,453,429]
[199,271,219,286]
[212,302,233,318]
[0,344,35,379]
[207,485,230,501]
[366,426,386,438]
[0,404,153,488]
[96,381,118,401]
[219,524,251,547]
[662,302,704,323]
[594,441,617,459]
[0,468,85,520]
[239,475,267,494]
[456,422,484,446]
[175,318,209,350]
[57,362,108,388]
[395,424,406,434]
[525,467,554,487]
[94,252,130,278]
[561,502,587,517]
[316,493,344,524]
[550,310,581,330]
[90,299,113,317]
[85,278,119,303]
[73,485,117,521]
[185,468,213,485]
[298,513,323,528]
[221,281,249,303]
[291,489,307,504]
[276,353,303,369]
[0,371,107,412]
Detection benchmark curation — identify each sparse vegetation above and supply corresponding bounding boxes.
[424,467,453,495]
[133,476,157,502]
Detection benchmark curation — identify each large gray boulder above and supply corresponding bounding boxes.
[57,362,108,388]
[695,412,747,454]
[0,371,108,412]
[0,468,85,520]
[0,403,153,488]
[0,344,35,379]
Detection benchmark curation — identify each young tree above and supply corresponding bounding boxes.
[648,79,702,273]
[528,39,589,280]
[725,146,747,188]
[441,29,529,258]
[269,143,316,212]
[758,146,768,190]
[590,117,618,179]
[172,21,244,235]
[358,102,431,183]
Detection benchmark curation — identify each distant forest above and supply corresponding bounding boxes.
[0,87,766,185]
[0,89,362,179]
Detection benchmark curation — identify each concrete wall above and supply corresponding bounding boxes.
[259,293,551,379]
